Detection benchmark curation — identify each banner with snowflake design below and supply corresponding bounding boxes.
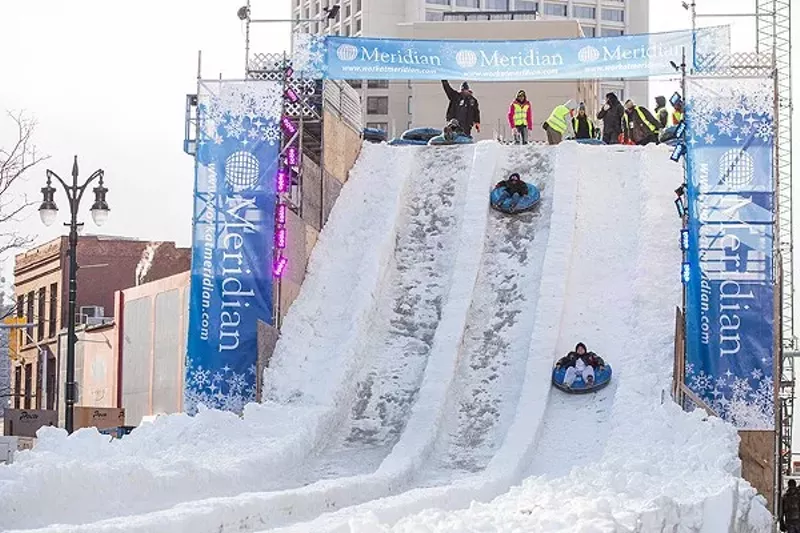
[291,26,729,81]
[684,77,776,430]
[185,80,281,414]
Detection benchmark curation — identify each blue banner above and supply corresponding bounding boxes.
[684,77,775,430]
[292,26,729,81]
[185,81,281,414]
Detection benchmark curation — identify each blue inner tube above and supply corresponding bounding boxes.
[401,127,441,142]
[552,364,613,394]
[428,133,474,146]
[490,182,541,214]
[388,138,429,146]
[575,138,605,145]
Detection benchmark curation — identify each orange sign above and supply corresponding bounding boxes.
[3,317,27,364]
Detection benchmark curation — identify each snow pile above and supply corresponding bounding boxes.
[0,142,420,530]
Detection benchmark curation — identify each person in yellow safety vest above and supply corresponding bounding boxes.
[654,95,670,129]
[672,101,684,126]
[507,90,533,145]
[572,103,596,140]
[542,99,577,145]
[622,99,660,146]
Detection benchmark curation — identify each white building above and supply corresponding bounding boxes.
[292,0,650,137]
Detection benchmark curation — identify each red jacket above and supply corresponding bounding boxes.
[508,100,533,129]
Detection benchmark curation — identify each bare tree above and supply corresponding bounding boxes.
[0,111,49,256]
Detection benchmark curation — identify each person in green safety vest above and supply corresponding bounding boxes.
[654,95,670,129]
[542,99,577,145]
[622,99,660,146]
[507,90,533,145]
[572,103,596,140]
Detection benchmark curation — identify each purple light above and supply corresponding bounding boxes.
[277,203,287,225]
[285,66,294,79]
[274,256,289,277]
[281,116,297,135]
[285,87,299,104]
[286,145,299,167]
[275,227,287,249]
[276,167,289,193]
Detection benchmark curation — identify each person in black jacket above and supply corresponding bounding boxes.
[493,173,529,209]
[572,103,597,140]
[597,92,624,145]
[556,343,606,388]
[623,99,660,146]
[442,80,481,137]
[782,480,800,532]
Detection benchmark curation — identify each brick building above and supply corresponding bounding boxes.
[10,236,191,412]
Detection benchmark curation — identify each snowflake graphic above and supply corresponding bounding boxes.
[212,372,224,384]
[684,362,695,376]
[716,115,737,137]
[191,367,211,387]
[690,370,713,393]
[261,124,281,145]
[731,376,751,396]
[703,133,716,145]
[223,120,246,140]
[292,33,326,79]
[751,368,763,380]
[755,120,774,141]
[715,377,728,389]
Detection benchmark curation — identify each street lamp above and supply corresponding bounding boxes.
[38,155,109,434]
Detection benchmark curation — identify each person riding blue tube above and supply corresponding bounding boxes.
[493,172,529,210]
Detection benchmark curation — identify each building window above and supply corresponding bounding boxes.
[366,122,389,132]
[344,2,351,17]
[48,283,57,338]
[25,290,33,344]
[484,0,508,9]
[16,294,23,318]
[455,0,479,6]
[515,0,538,10]
[35,350,43,409]
[347,79,362,89]
[407,96,413,114]
[355,17,361,32]
[600,27,624,36]
[344,24,350,35]
[13,366,21,409]
[367,96,389,115]
[356,0,361,11]
[23,363,32,409]
[542,2,567,16]
[37,287,45,341]
[46,354,56,410]
[367,79,389,89]
[573,5,595,19]
[426,10,444,21]
[581,25,596,37]
[601,8,624,22]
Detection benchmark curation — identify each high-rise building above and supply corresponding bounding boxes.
[292,0,649,138]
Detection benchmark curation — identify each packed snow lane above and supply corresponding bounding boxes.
[424,145,554,482]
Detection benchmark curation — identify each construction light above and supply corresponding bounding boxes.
[674,197,686,218]
[273,256,289,277]
[681,262,691,284]
[680,229,690,251]
[670,91,683,108]
[285,87,300,104]
[675,120,686,139]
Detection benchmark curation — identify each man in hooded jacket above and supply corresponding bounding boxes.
[597,92,624,145]
[442,80,481,137]
[654,95,670,129]
[782,480,800,532]
[623,99,661,146]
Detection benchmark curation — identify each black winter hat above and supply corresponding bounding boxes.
[575,342,587,353]
[461,81,470,91]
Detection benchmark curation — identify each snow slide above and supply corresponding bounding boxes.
[0,144,772,533]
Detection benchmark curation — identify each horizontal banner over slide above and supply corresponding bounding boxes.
[292,26,729,81]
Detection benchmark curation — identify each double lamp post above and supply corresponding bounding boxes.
[38,156,110,434]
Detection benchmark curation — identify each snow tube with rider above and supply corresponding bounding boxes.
[552,363,613,394]
[401,127,441,143]
[659,126,679,146]
[574,138,605,145]
[490,182,541,214]
[428,133,474,146]
[362,127,387,144]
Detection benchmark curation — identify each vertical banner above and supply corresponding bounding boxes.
[684,77,775,429]
[185,81,282,414]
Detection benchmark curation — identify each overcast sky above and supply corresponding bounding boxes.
[0,0,793,276]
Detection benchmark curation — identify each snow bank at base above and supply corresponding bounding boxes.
[0,142,418,530]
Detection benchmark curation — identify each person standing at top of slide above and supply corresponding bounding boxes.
[441,80,481,137]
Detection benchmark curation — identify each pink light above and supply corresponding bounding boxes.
[273,256,288,277]
[286,145,299,167]
[285,66,294,79]
[285,87,299,104]
[275,227,287,249]
[277,203,287,225]
[276,167,289,193]
[281,116,297,135]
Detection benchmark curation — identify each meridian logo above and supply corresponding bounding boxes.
[455,50,478,69]
[336,44,359,61]
[578,46,601,63]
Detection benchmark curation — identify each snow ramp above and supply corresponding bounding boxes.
[0,143,771,533]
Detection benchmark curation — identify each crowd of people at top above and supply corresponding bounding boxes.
[440,80,685,147]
